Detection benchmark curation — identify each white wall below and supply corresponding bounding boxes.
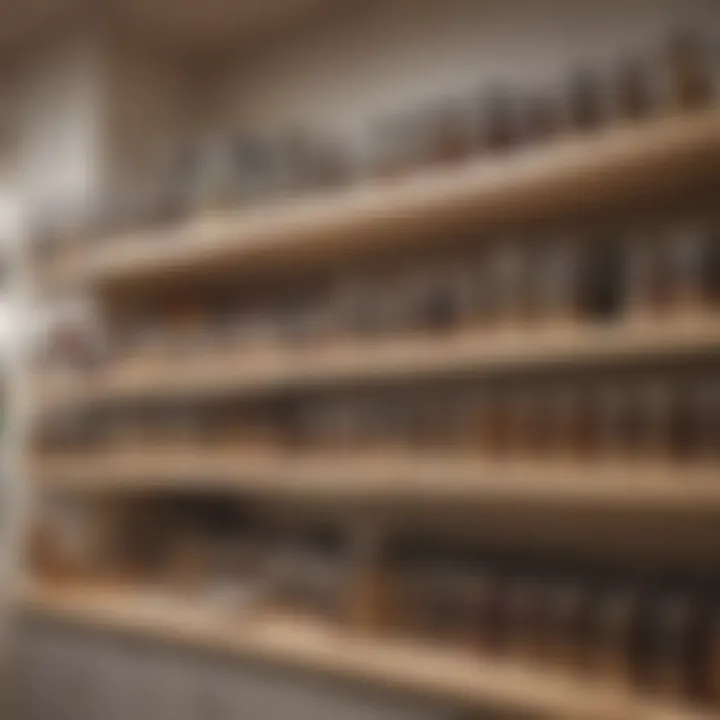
[12,27,205,212]
[102,43,209,192]
[213,0,720,144]
[17,28,105,219]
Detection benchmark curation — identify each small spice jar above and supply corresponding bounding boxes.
[567,68,608,133]
[633,377,675,462]
[546,383,595,460]
[506,385,552,458]
[594,380,638,461]
[664,30,715,111]
[473,387,513,458]
[643,585,700,700]
[488,240,532,326]
[406,262,472,334]
[389,554,434,638]
[427,100,475,164]
[581,238,626,321]
[522,91,562,145]
[371,113,429,178]
[534,235,581,324]
[478,87,522,154]
[504,574,549,661]
[543,575,592,671]
[421,562,475,647]
[665,223,710,315]
[475,568,512,655]
[675,377,720,463]
[467,251,500,328]
[589,581,644,687]
[625,230,673,318]
[702,594,720,705]
[702,226,720,309]
[616,57,660,122]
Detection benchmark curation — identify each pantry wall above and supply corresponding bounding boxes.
[9,1,720,719]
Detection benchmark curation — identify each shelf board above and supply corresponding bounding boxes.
[20,583,714,720]
[36,448,720,512]
[42,108,720,293]
[38,315,720,412]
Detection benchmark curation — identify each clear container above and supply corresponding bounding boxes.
[664,30,716,111]
[634,377,674,461]
[534,235,581,323]
[625,231,672,318]
[487,240,532,326]
[666,223,709,315]
[477,87,522,154]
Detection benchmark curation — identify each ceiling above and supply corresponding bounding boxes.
[0,0,334,57]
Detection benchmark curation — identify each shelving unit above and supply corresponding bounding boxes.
[23,106,720,720]
[21,583,716,720]
[35,449,720,510]
[40,108,720,294]
[37,313,720,412]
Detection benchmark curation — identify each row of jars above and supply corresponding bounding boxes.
[390,549,720,706]
[41,221,720,372]
[37,370,720,463]
[32,498,720,708]
[31,28,718,261]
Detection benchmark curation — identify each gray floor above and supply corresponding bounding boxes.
[8,619,509,720]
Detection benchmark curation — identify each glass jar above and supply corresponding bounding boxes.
[705,597,720,705]
[543,577,591,670]
[567,68,608,133]
[474,388,513,458]
[676,377,720,463]
[595,380,639,460]
[634,377,674,461]
[522,92,562,145]
[534,236,581,324]
[665,30,715,111]
[581,238,626,321]
[666,224,708,315]
[616,58,660,122]
[547,383,595,460]
[428,100,475,164]
[478,88,521,154]
[645,587,699,700]
[624,231,671,318]
[488,240,532,326]
[504,575,548,660]
[590,583,643,687]
[506,385,551,458]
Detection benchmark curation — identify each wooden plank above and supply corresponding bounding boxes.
[20,584,715,720]
[35,449,720,512]
[40,108,720,294]
[36,314,720,412]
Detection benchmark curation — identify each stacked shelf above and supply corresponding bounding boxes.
[40,108,720,295]
[38,313,720,410]
[24,108,720,719]
[22,583,715,720]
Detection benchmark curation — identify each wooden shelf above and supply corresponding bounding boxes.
[35,448,720,512]
[42,108,720,294]
[38,315,720,412]
[20,583,714,720]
